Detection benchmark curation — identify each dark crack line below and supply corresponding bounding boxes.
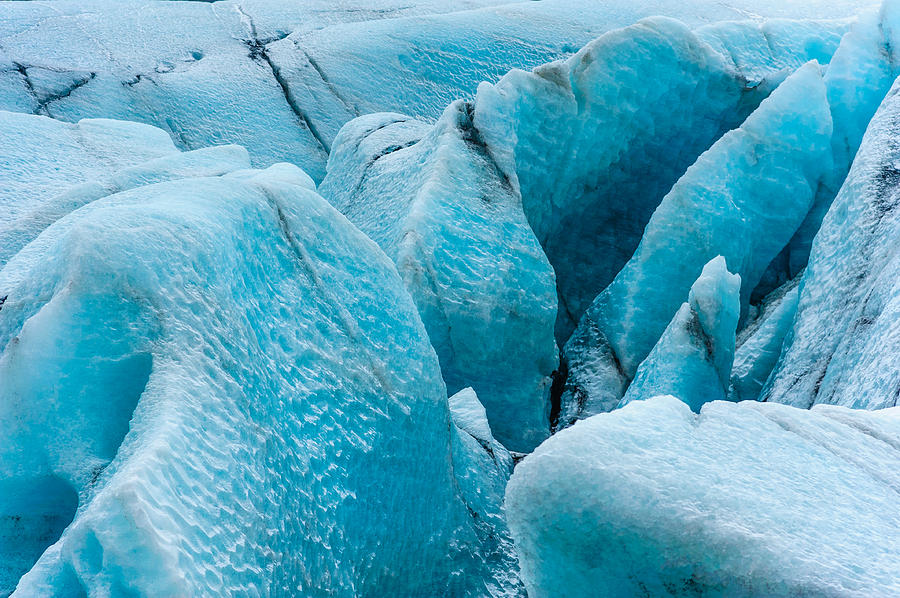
[260,48,330,153]
[236,6,329,154]
[295,41,361,117]
[37,72,96,115]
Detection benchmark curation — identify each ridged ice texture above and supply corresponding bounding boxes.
[728,275,800,402]
[764,76,900,410]
[0,110,177,226]
[559,61,832,423]
[619,257,740,412]
[507,395,900,598]
[473,17,840,341]
[0,142,252,268]
[320,103,557,452]
[0,164,510,596]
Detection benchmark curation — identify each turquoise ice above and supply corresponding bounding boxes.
[619,257,741,412]
[765,74,900,410]
[560,61,832,423]
[0,159,513,596]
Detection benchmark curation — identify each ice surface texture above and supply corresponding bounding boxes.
[559,61,833,423]
[0,160,513,596]
[507,396,900,598]
[765,74,900,410]
[320,104,557,452]
[0,110,177,227]
[0,0,865,182]
[729,275,801,402]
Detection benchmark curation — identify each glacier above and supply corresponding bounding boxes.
[6,0,900,596]
[764,74,900,410]
[507,396,900,598]
[472,17,843,340]
[728,274,801,402]
[560,60,833,422]
[619,257,741,412]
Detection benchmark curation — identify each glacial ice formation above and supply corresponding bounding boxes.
[448,387,517,577]
[320,104,557,452]
[761,1,900,294]
[619,257,740,412]
[7,1,900,596]
[508,396,900,598]
[560,61,832,422]
[0,160,513,596]
[0,135,252,267]
[472,17,839,340]
[764,75,900,410]
[0,0,866,183]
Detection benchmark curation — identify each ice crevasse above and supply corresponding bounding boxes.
[7,2,900,597]
[559,60,833,422]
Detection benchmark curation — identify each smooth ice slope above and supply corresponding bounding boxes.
[729,275,800,402]
[765,76,900,410]
[619,257,740,412]
[560,61,832,422]
[508,396,900,598]
[473,17,844,340]
[0,163,512,596]
[0,110,177,226]
[320,104,557,453]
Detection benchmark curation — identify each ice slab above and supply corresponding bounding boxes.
[0,162,514,596]
[508,396,900,598]
[764,73,900,410]
[619,257,740,412]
